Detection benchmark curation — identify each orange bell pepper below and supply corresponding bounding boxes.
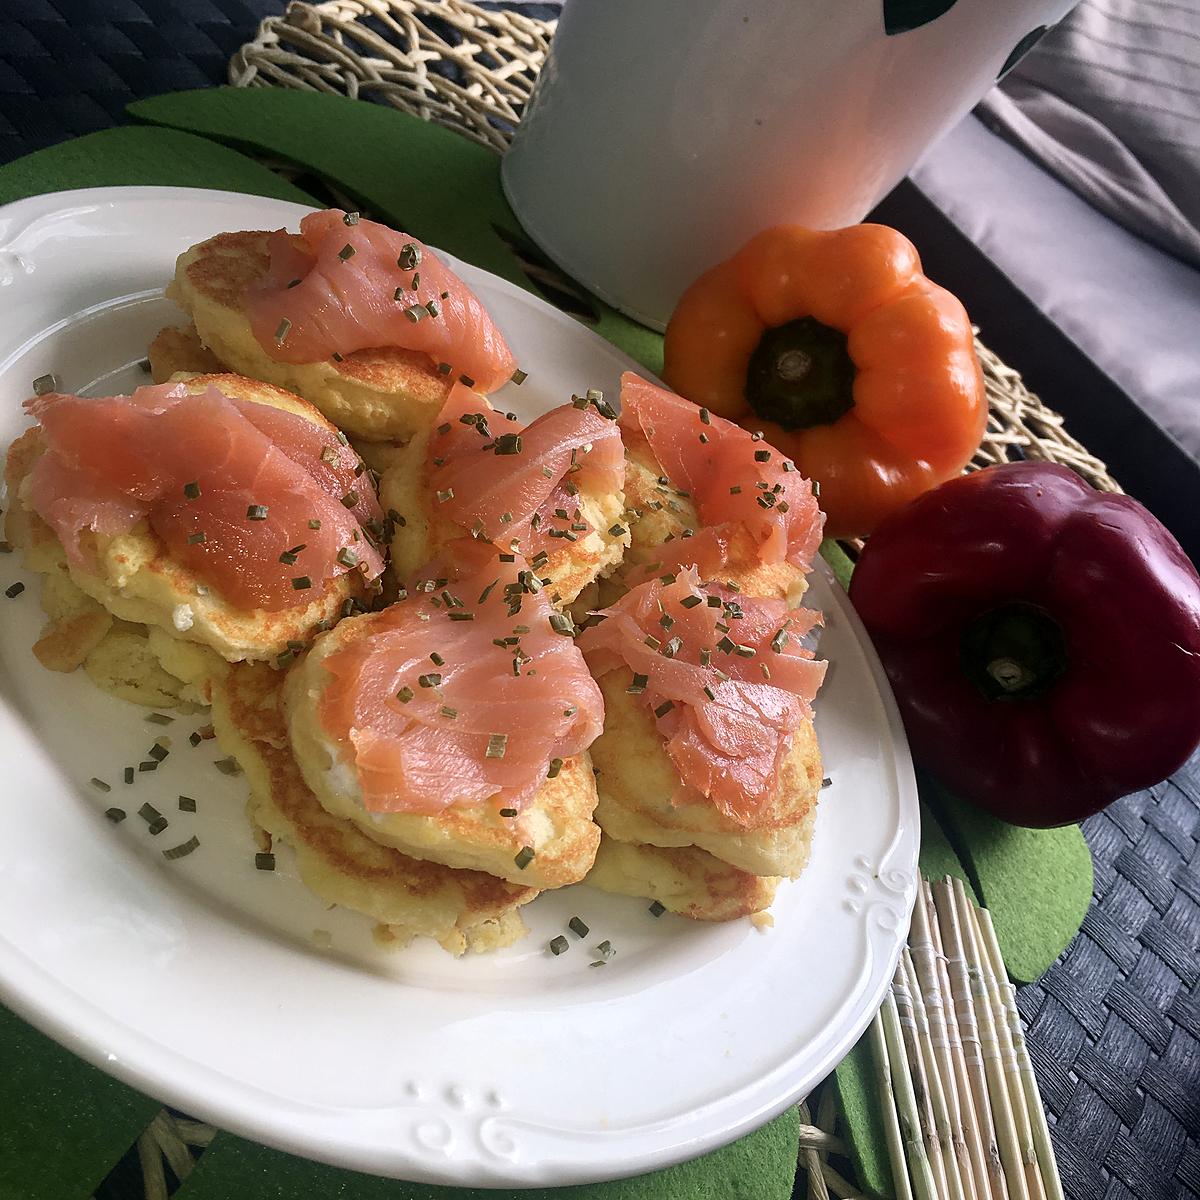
[663,224,987,538]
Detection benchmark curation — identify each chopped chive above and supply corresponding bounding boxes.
[679,594,703,609]
[123,767,134,785]
[643,635,661,651]
[308,519,322,531]
[654,699,675,718]
[397,243,421,271]
[662,636,683,658]
[89,777,111,792]
[186,531,206,545]
[138,802,167,835]
[648,900,667,917]
[178,795,197,813]
[499,807,518,817]
[418,673,442,688]
[163,835,200,861]
[437,362,452,375]
[341,491,359,508]
[331,351,345,363]
[32,373,59,396]
[754,449,771,462]
[275,317,291,344]
[822,776,833,788]
[189,731,202,746]
[486,733,508,759]
[425,299,440,318]
[514,845,535,870]
[4,581,24,599]
[548,612,574,636]
[395,686,415,705]
[214,757,241,775]
[703,685,716,701]
[627,674,648,695]
[511,368,528,385]
[549,935,570,956]
[183,480,201,500]
[436,488,454,504]
[547,757,563,779]
[499,552,516,563]
[148,743,169,762]
[440,705,458,719]
[699,407,711,424]
[337,243,356,261]
[137,761,158,773]
[459,374,475,388]
[411,271,421,290]
[286,278,301,289]
[291,576,312,591]
[608,524,627,537]
[717,636,736,654]
[734,644,756,658]
[494,433,522,455]
[246,504,269,521]
[336,547,359,568]
[255,852,276,871]
[568,916,589,938]
[105,807,126,823]
[595,939,615,960]
[771,628,789,653]
[404,303,425,323]
[343,211,360,225]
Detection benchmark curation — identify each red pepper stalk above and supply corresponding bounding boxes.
[849,463,1200,827]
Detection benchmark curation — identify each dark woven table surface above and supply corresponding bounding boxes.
[1,4,1197,1199]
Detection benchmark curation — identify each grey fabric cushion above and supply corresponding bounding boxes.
[976,0,1200,268]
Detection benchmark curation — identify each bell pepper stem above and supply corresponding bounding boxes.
[745,317,856,430]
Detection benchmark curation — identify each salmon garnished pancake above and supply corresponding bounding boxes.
[429,384,623,556]
[314,544,604,816]
[24,381,384,612]
[618,372,824,585]
[578,568,825,824]
[245,210,517,394]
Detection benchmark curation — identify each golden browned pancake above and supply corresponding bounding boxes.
[4,374,374,664]
[284,611,602,889]
[585,837,779,921]
[379,423,628,607]
[168,231,454,441]
[588,668,821,878]
[147,325,225,382]
[619,446,809,605]
[212,660,536,954]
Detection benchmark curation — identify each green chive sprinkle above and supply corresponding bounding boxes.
[514,845,535,870]
[595,939,615,960]
[754,449,771,462]
[163,835,200,861]
[425,299,440,318]
[418,673,441,688]
[189,731,202,747]
[338,243,356,261]
[4,582,24,598]
[255,852,276,871]
[703,685,716,701]
[547,757,563,779]
[459,374,476,388]
[654,700,675,718]
[499,807,518,817]
[187,531,206,545]
[90,777,111,792]
[286,278,301,289]
[123,767,134,785]
[148,743,168,763]
[549,612,574,636]
[568,917,589,938]
[440,705,458,719]
[398,243,421,271]
[343,211,360,225]
[331,351,344,363]
[699,408,711,424]
[214,757,241,776]
[183,481,201,500]
[494,433,522,455]
[137,761,158,773]
[291,576,312,591]
[138,802,167,835]
[246,504,268,521]
[486,733,508,759]
[648,900,667,917]
[178,795,197,813]
[394,687,415,705]
[549,935,569,956]
[511,368,528,385]
[627,674,648,695]
[105,807,126,823]
[336,547,359,568]
[437,362,452,375]
[275,318,291,344]
[32,373,59,396]
[822,777,833,788]
[341,491,359,508]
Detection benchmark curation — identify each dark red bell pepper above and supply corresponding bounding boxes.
[849,462,1200,827]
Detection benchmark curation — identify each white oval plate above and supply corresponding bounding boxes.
[0,187,919,1188]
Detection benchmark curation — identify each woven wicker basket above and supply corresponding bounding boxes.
[231,0,1119,496]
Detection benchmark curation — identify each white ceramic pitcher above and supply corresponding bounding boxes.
[502,0,1074,329]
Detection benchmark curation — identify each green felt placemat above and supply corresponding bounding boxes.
[0,1004,159,1200]
[175,1112,799,1200]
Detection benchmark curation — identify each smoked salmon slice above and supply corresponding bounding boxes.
[25,382,384,612]
[578,568,826,824]
[317,542,604,814]
[619,372,824,579]
[245,210,517,393]
[428,384,624,556]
